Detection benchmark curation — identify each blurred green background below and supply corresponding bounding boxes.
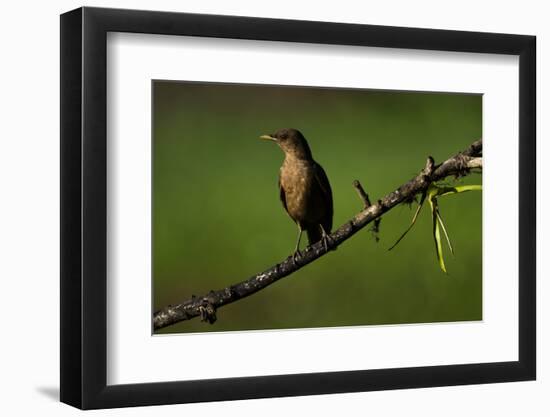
[153,81,482,334]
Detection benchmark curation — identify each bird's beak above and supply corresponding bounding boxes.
[260,134,276,141]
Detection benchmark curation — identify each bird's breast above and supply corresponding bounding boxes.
[280,159,325,225]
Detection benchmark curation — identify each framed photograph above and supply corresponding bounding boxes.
[60,6,536,409]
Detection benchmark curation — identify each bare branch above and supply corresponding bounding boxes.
[424,156,435,176]
[353,180,381,240]
[153,139,482,330]
[467,157,482,170]
[353,180,372,209]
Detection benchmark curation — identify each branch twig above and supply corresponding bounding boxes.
[353,179,382,240]
[353,180,372,208]
[153,139,482,330]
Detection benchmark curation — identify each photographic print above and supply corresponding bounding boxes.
[152,81,482,335]
[61,8,535,408]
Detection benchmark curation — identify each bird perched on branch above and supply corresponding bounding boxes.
[260,128,333,261]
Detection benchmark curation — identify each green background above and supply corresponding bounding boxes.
[153,81,482,334]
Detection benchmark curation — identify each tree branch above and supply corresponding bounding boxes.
[153,139,482,330]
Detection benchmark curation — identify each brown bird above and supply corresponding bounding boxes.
[260,128,333,261]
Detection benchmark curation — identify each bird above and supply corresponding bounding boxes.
[260,128,334,261]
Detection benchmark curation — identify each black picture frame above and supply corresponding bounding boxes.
[60,6,536,410]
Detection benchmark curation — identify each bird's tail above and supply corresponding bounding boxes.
[306,226,323,245]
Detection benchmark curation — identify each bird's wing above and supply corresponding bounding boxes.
[278,176,288,213]
[313,162,333,231]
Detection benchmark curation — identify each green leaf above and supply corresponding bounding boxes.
[429,197,447,274]
[388,191,427,251]
[427,183,441,197]
[439,184,482,197]
[435,208,454,255]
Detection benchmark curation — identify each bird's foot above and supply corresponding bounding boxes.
[292,249,302,265]
[321,233,334,252]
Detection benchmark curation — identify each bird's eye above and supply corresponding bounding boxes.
[280,133,288,140]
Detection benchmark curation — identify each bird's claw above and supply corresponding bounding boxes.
[292,250,302,265]
[321,233,334,252]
